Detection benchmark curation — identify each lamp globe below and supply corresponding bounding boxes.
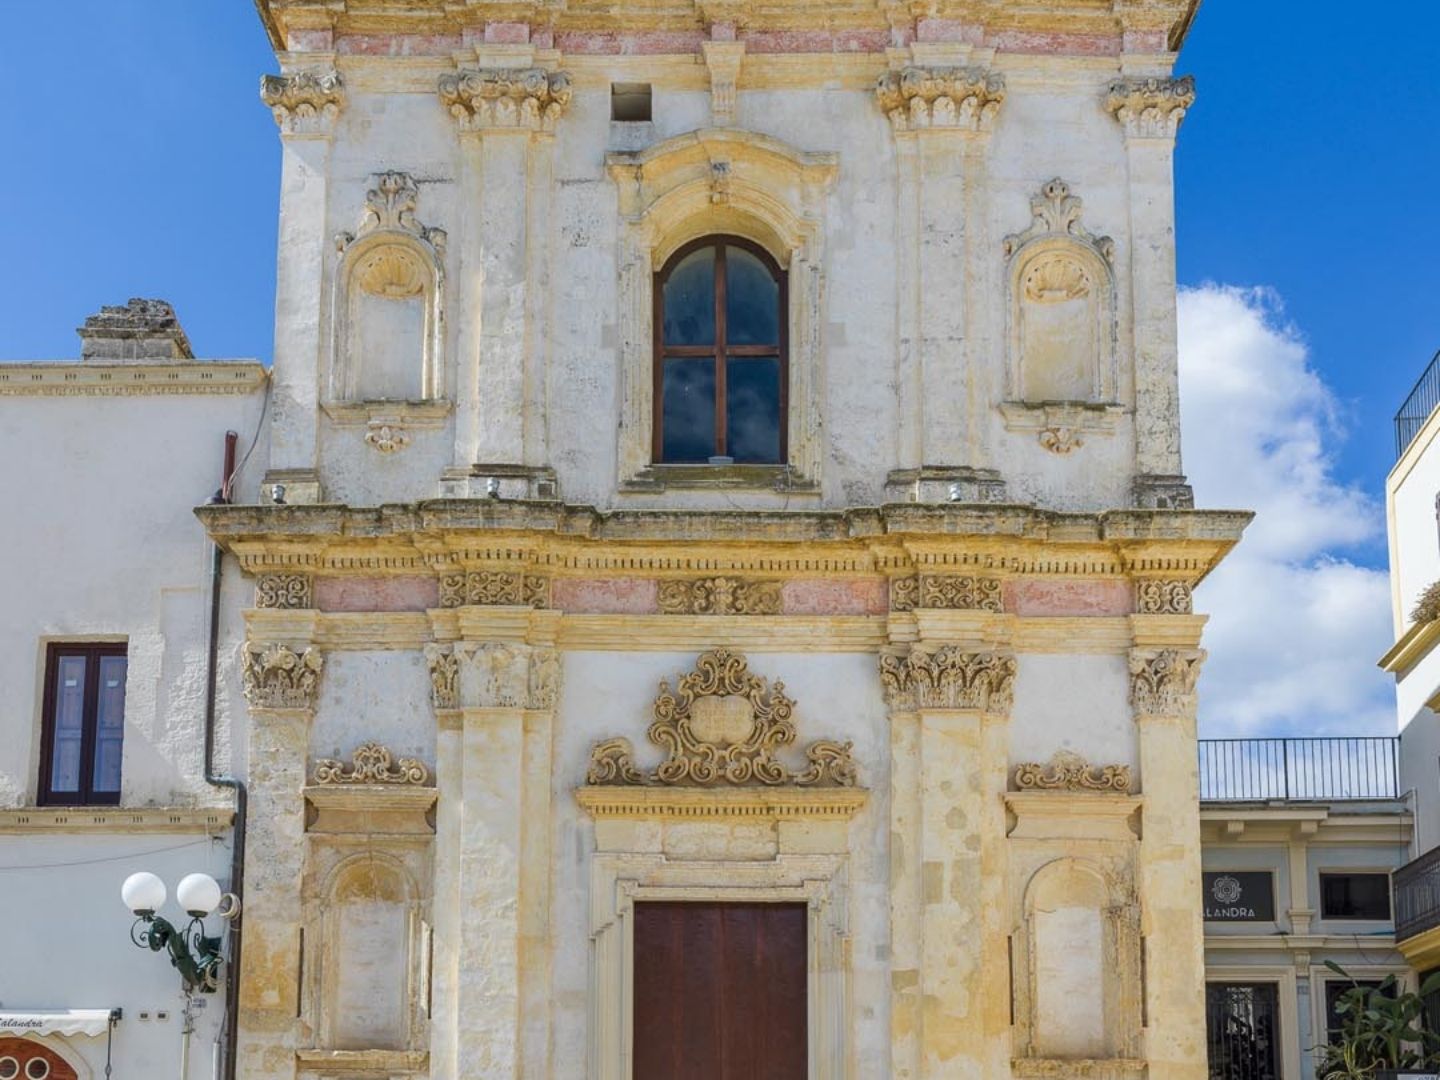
[121,871,167,915]
[176,873,223,917]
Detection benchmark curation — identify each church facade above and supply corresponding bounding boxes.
[0,0,1250,1077]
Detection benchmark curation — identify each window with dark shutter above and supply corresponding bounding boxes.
[38,643,127,806]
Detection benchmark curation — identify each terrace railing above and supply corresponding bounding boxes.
[1395,845,1440,942]
[1396,349,1440,460]
[1198,737,1399,802]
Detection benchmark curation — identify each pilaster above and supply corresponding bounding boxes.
[437,64,570,493]
[236,641,326,1080]
[260,62,345,505]
[881,623,1015,1078]
[424,608,561,1080]
[1129,620,1207,1080]
[1106,75,1196,506]
[876,57,1006,500]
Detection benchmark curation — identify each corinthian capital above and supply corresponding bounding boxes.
[875,66,1005,134]
[437,68,572,133]
[242,643,325,711]
[1105,75,1196,139]
[1129,648,1203,717]
[879,647,1016,714]
[260,69,345,136]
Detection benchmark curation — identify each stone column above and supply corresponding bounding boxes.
[235,640,325,1080]
[425,601,560,1080]
[882,641,1016,1078]
[259,67,345,505]
[1106,76,1197,510]
[437,67,570,495]
[1130,640,1207,1080]
[876,64,1007,502]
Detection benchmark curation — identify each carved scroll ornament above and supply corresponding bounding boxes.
[438,570,549,609]
[255,573,313,610]
[1003,178,1114,264]
[584,649,857,787]
[657,577,782,615]
[1135,579,1193,615]
[242,643,324,710]
[1014,750,1131,793]
[313,742,429,786]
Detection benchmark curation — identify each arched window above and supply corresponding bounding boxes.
[653,237,787,465]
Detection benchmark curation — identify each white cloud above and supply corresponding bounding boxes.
[1178,284,1395,737]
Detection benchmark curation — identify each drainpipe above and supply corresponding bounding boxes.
[203,430,246,1080]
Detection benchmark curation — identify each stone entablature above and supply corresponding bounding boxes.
[0,360,266,397]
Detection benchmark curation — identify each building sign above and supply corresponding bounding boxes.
[1203,871,1275,922]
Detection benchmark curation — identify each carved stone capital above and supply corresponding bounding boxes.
[583,649,857,787]
[312,742,429,786]
[657,577,781,615]
[1135,579,1193,615]
[875,66,1005,134]
[1105,75,1196,139]
[429,642,560,711]
[260,69,345,136]
[880,647,1016,714]
[437,67,572,132]
[1014,750,1131,793]
[255,573,313,610]
[1129,648,1204,717]
[241,643,324,711]
[438,570,549,609]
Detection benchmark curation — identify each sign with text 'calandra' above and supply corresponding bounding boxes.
[1203,871,1275,922]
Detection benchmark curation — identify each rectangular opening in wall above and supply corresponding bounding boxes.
[1319,872,1392,920]
[611,83,652,122]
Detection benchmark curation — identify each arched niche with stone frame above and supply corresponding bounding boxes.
[326,172,448,417]
[999,179,1124,453]
[606,129,837,491]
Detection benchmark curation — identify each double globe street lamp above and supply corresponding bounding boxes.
[120,871,237,993]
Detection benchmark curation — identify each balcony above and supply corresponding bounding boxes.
[1198,737,1400,802]
[1396,348,1440,460]
[1395,846,1440,942]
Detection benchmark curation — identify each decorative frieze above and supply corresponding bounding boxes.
[1129,648,1203,717]
[312,742,429,786]
[1135,580,1193,615]
[584,649,857,788]
[364,421,411,454]
[879,648,1016,713]
[875,66,1005,133]
[1105,75,1196,139]
[1014,750,1131,793]
[438,570,549,609]
[657,576,782,616]
[255,573,313,610]
[888,574,1003,612]
[241,643,324,710]
[437,68,572,132]
[260,69,345,135]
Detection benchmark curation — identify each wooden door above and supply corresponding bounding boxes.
[633,902,808,1080]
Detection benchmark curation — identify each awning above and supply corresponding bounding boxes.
[0,1010,118,1037]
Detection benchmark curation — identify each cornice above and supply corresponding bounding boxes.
[0,361,267,397]
[0,807,234,834]
[1378,617,1440,676]
[574,785,868,821]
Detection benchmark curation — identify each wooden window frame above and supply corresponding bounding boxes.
[651,235,789,465]
[38,642,127,806]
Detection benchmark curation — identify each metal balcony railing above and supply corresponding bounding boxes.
[1198,737,1399,802]
[1396,349,1440,460]
[1395,846,1440,942]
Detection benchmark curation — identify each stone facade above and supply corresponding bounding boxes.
[0,0,1252,1077]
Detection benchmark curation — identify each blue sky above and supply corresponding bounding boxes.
[2,2,1437,736]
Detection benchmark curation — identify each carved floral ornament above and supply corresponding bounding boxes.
[1014,750,1131,793]
[1105,75,1197,139]
[1003,178,1114,264]
[437,67,572,132]
[438,570,549,609]
[890,574,1003,612]
[585,649,857,788]
[313,742,429,786]
[241,643,324,711]
[259,69,345,134]
[875,66,1006,133]
[1129,648,1204,717]
[658,577,781,615]
[335,171,447,258]
[879,647,1016,714]
[423,642,560,712]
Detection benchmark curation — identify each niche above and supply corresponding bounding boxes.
[1016,249,1104,402]
[323,856,416,1050]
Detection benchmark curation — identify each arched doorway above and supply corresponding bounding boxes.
[0,1038,80,1080]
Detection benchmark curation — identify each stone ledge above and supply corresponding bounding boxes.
[575,785,868,821]
[1012,1058,1147,1079]
[0,808,234,834]
[0,361,267,396]
[295,1049,428,1074]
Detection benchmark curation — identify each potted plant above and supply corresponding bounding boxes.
[1316,962,1440,1079]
